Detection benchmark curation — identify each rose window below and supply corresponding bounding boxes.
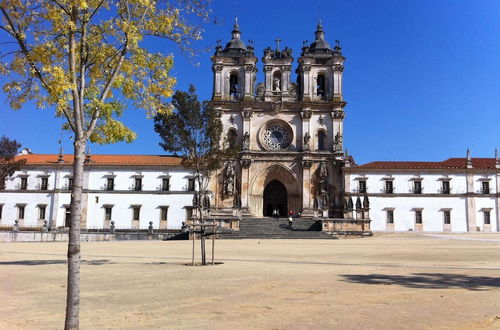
[260,121,293,150]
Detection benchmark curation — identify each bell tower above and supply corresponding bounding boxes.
[256,39,297,102]
[297,21,345,102]
[211,19,258,102]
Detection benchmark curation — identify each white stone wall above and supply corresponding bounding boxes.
[369,196,468,232]
[348,170,499,233]
[0,165,194,229]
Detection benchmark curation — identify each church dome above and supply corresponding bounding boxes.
[309,22,333,53]
[223,19,247,53]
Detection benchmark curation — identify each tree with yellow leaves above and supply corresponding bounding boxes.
[0,0,211,328]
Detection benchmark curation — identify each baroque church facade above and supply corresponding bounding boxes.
[0,22,498,234]
[207,21,367,225]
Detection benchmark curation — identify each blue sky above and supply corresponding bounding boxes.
[0,0,499,164]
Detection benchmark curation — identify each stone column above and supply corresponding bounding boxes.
[264,66,273,93]
[333,66,343,97]
[213,65,223,101]
[240,159,251,214]
[302,161,312,213]
[243,65,255,101]
[302,65,311,101]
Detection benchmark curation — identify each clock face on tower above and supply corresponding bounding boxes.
[260,120,293,150]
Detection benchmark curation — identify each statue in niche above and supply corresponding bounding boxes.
[334,132,342,151]
[303,132,311,151]
[315,162,330,209]
[242,131,250,150]
[223,161,236,196]
[233,189,241,208]
[273,77,281,92]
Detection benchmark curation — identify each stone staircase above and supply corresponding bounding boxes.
[220,217,337,239]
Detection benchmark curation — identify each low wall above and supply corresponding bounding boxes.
[320,218,372,236]
[0,230,182,243]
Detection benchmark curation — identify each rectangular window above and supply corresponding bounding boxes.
[104,207,112,221]
[415,210,423,224]
[386,210,394,224]
[106,178,114,191]
[482,181,490,194]
[68,178,73,190]
[0,204,3,219]
[0,178,5,190]
[134,178,142,191]
[413,181,422,194]
[40,177,48,190]
[444,211,451,224]
[162,178,170,191]
[187,178,195,191]
[133,206,141,221]
[441,181,450,194]
[160,207,168,221]
[39,205,46,220]
[20,177,28,190]
[358,180,367,193]
[484,211,491,225]
[384,181,393,194]
[18,205,25,219]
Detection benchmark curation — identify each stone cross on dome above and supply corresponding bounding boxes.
[275,37,281,51]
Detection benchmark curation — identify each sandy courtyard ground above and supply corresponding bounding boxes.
[1,233,500,329]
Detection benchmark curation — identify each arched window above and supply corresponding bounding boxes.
[227,128,238,149]
[316,73,325,98]
[229,73,239,99]
[273,71,282,92]
[317,130,327,151]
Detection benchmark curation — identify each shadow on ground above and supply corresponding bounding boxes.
[0,259,112,266]
[341,273,500,291]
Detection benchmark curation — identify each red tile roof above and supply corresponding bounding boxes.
[13,154,183,166]
[356,158,497,170]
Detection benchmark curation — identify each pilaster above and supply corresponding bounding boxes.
[466,172,476,231]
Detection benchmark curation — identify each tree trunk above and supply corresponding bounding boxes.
[64,138,85,330]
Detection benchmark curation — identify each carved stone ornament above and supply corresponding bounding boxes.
[303,132,311,151]
[332,110,345,119]
[264,66,273,72]
[283,66,291,72]
[242,132,250,150]
[333,65,344,72]
[214,65,223,72]
[302,65,311,72]
[245,65,254,72]
[255,83,265,96]
[272,101,283,113]
[288,83,298,97]
[242,110,253,119]
[302,160,312,168]
[315,162,330,209]
[223,161,236,196]
[240,159,251,168]
[334,132,343,151]
[301,110,312,119]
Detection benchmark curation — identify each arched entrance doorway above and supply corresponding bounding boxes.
[263,180,287,217]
